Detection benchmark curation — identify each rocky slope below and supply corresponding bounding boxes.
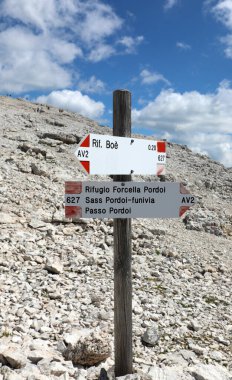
[0,96,231,380]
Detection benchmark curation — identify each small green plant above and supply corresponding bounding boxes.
[41,289,49,297]
[203,295,229,306]
[0,329,12,337]
[203,295,219,305]
[155,283,166,291]
[146,277,158,282]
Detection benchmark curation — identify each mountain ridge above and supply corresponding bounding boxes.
[0,95,231,380]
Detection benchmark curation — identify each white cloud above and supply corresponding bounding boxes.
[210,0,232,58]
[132,82,232,167]
[220,33,232,57]
[211,0,232,29]
[0,26,75,92]
[88,44,116,62]
[36,90,105,119]
[50,39,83,64]
[140,69,170,86]
[164,0,178,10]
[118,35,144,53]
[76,2,123,45]
[2,0,60,31]
[78,76,106,94]
[176,41,191,50]
[0,0,141,93]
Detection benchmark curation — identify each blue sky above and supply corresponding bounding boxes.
[0,0,232,167]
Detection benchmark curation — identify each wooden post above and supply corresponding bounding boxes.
[113,90,133,376]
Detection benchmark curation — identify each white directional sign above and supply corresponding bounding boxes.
[65,181,196,219]
[75,134,166,175]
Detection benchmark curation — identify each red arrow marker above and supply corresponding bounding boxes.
[157,141,166,153]
[179,182,190,217]
[65,181,82,194]
[65,181,82,219]
[80,134,90,147]
[80,161,90,174]
[157,164,165,176]
[157,141,166,175]
[77,135,90,173]
[65,206,82,218]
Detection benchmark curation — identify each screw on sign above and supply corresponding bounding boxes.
[74,133,166,176]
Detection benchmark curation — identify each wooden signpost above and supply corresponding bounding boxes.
[113,90,133,376]
[65,90,196,377]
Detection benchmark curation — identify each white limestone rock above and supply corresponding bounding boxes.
[188,364,232,380]
[63,329,111,366]
[1,348,27,369]
[45,257,63,274]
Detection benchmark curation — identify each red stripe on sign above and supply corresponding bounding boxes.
[157,141,166,153]
[179,206,190,217]
[65,206,82,218]
[65,181,82,194]
[80,161,90,173]
[157,164,165,176]
[80,135,90,147]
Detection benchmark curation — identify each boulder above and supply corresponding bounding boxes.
[63,329,111,366]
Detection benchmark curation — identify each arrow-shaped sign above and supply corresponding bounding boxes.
[75,134,166,175]
[65,181,196,219]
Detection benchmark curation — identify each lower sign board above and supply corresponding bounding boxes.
[65,181,196,219]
